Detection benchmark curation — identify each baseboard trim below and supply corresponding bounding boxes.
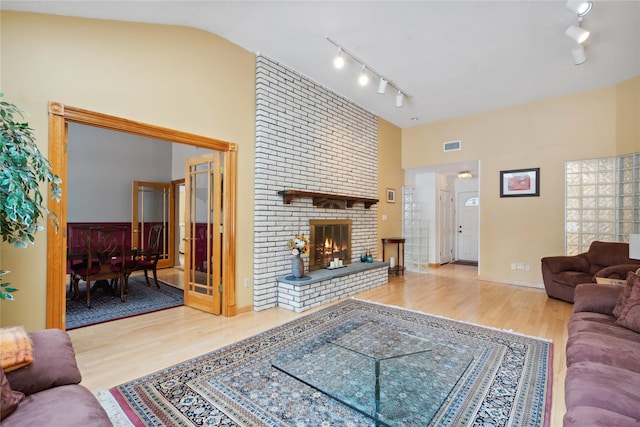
[478,276,544,290]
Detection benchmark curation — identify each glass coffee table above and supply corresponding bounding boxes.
[272,321,473,426]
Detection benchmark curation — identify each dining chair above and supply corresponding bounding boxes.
[70,226,128,308]
[126,224,164,289]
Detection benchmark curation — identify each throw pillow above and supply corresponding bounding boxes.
[0,326,33,372]
[616,272,640,333]
[612,271,638,318]
[0,369,24,420]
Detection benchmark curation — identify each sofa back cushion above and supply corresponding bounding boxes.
[5,329,81,396]
[0,369,24,420]
[587,241,632,273]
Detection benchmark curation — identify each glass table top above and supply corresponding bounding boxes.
[272,321,473,426]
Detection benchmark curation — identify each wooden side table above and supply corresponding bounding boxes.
[382,238,405,276]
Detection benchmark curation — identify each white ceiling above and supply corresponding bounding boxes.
[3,1,639,130]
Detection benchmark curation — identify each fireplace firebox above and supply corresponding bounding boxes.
[309,219,352,271]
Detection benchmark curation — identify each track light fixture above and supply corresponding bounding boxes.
[377,78,388,94]
[358,65,369,86]
[566,1,592,17]
[326,36,409,108]
[572,44,587,65]
[565,1,592,66]
[395,90,404,108]
[333,47,345,69]
[565,25,590,44]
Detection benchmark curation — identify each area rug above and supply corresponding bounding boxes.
[66,276,184,330]
[105,299,552,426]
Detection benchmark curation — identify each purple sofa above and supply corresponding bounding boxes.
[564,281,640,426]
[541,241,640,303]
[1,329,111,426]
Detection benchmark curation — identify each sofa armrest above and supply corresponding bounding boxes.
[573,283,622,315]
[541,253,590,274]
[5,329,81,395]
[595,264,640,279]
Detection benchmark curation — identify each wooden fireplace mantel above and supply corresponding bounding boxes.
[277,190,378,209]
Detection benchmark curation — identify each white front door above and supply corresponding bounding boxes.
[457,191,479,262]
[439,189,454,264]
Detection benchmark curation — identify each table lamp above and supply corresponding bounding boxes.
[630,234,640,274]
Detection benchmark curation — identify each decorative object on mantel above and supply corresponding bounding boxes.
[288,234,309,279]
[278,190,378,209]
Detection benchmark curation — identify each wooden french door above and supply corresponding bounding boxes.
[183,153,223,314]
[132,181,173,269]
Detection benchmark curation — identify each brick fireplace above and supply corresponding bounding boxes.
[253,54,379,311]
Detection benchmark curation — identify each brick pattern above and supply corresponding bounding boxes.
[277,266,389,313]
[254,55,379,311]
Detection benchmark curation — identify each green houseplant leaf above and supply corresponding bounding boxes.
[0,94,62,249]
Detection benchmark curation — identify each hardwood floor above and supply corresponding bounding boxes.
[68,264,573,426]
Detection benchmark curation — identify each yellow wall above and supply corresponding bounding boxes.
[377,118,404,257]
[0,12,256,330]
[402,83,636,286]
[616,75,640,155]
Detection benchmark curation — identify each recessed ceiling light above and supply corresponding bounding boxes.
[410,117,420,121]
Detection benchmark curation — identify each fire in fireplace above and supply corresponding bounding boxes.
[309,219,352,271]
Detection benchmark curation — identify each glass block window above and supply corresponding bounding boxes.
[565,153,640,255]
[402,186,429,273]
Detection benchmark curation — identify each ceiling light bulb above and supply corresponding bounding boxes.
[566,1,593,17]
[572,44,587,65]
[395,90,404,108]
[358,66,369,86]
[565,25,590,44]
[333,48,345,69]
[377,78,388,94]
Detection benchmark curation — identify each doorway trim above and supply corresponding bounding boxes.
[46,102,238,329]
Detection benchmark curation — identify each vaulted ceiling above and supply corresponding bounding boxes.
[3,1,639,128]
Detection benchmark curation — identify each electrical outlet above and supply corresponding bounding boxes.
[382,214,388,221]
[525,264,531,272]
[511,263,516,270]
[244,278,250,288]
[516,263,525,270]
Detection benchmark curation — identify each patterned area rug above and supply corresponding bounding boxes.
[106,299,552,426]
[66,276,184,330]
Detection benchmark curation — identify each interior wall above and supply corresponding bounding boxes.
[0,11,256,329]
[615,75,640,155]
[402,83,625,287]
[376,118,404,257]
[67,124,173,222]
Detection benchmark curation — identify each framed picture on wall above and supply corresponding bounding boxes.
[500,168,540,197]
[386,188,396,203]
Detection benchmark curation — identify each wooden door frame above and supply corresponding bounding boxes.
[46,102,237,329]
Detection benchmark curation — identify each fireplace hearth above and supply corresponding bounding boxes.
[309,219,352,271]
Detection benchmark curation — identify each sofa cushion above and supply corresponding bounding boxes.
[0,384,111,427]
[565,362,640,421]
[564,406,640,427]
[613,272,637,318]
[5,329,81,395]
[568,313,640,341]
[616,272,640,333]
[551,271,593,287]
[0,369,24,420]
[587,241,634,269]
[566,332,640,372]
[573,284,621,315]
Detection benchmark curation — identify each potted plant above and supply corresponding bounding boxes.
[0,94,62,300]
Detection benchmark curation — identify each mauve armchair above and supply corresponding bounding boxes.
[541,241,640,303]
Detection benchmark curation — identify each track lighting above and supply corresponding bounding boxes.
[566,1,592,17]
[377,78,388,94]
[326,36,409,108]
[333,47,345,69]
[565,25,590,44]
[572,44,587,65]
[395,90,404,108]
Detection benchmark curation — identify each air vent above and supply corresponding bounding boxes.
[443,140,462,152]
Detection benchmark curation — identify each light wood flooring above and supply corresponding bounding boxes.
[68,264,573,426]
